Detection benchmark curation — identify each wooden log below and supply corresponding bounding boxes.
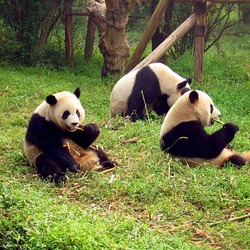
[84,16,96,61]
[131,2,215,72]
[194,2,207,83]
[125,0,171,72]
[65,0,74,66]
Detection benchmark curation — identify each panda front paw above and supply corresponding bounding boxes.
[223,122,239,134]
[72,123,100,148]
[84,123,100,136]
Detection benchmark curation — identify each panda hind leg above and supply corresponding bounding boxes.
[91,146,117,170]
[153,95,169,115]
[225,154,250,169]
[35,153,66,183]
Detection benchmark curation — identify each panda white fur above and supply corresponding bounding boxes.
[24,88,116,183]
[160,90,250,168]
[110,62,191,122]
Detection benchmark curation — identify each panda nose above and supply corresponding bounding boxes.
[72,122,78,126]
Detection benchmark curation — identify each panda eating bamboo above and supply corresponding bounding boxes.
[160,90,250,168]
[24,88,116,183]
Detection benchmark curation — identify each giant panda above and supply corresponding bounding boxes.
[160,90,250,168]
[24,88,116,183]
[110,62,192,122]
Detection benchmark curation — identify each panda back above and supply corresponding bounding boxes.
[149,63,185,94]
[110,69,140,116]
[111,69,140,100]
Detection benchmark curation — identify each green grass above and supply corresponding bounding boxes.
[0,33,250,249]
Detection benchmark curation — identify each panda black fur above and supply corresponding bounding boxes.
[160,90,250,168]
[110,62,192,122]
[24,88,116,183]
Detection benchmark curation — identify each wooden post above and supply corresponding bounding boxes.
[131,13,197,71]
[131,2,215,73]
[84,16,96,61]
[194,2,207,83]
[65,0,73,66]
[125,0,171,73]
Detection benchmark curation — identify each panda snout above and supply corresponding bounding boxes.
[216,109,221,118]
[216,113,221,120]
[66,122,79,131]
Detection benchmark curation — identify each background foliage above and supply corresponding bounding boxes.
[0,1,249,68]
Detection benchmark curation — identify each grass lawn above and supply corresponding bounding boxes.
[0,33,249,249]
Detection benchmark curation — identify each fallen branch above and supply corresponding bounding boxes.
[209,213,250,227]
[100,168,117,174]
[120,138,139,144]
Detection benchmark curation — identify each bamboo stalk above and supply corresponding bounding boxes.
[121,138,139,144]
[213,119,225,125]
[75,125,85,131]
[209,214,250,227]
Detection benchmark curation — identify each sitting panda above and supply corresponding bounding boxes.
[24,88,116,183]
[160,90,250,168]
[110,62,192,122]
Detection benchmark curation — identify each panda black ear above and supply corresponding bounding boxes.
[46,95,57,105]
[189,90,199,104]
[74,88,81,98]
[177,80,187,90]
[186,78,192,84]
[177,78,192,90]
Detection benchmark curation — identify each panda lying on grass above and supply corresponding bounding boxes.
[110,62,191,122]
[160,90,250,168]
[24,88,116,183]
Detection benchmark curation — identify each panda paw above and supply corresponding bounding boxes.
[223,122,239,134]
[84,123,100,137]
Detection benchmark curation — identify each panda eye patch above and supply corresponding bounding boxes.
[210,104,214,114]
[76,109,80,118]
[62,111,70,119]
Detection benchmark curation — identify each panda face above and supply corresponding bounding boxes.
[160,90,222,139]
[189,90,221,126]
[45,89,85,132]
[57,103,85,132]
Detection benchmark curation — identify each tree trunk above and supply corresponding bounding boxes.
[240,4,250,24]
[65,0,73,66]
[87,0,148,77]
[84,16,96,61]
[86,0,106,37]
[38,0,62,55]
[99,0,131,77]
[194,2,207,83]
